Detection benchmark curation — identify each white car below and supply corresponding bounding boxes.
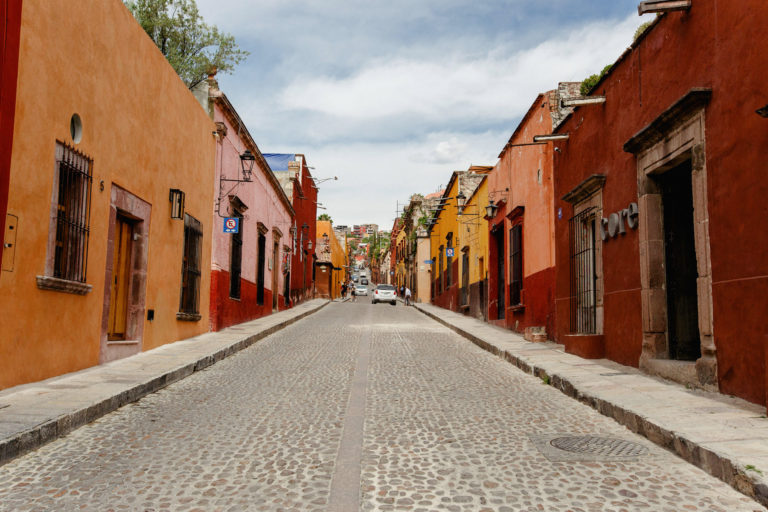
[371,284,396,305]
[354,284,368,296]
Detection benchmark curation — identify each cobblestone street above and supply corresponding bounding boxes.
[0,302,763,511]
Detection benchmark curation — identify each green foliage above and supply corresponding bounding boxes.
[580,65,612,96]
[634,20,653,41]
[318,213,332,222]
[126,0,248,88]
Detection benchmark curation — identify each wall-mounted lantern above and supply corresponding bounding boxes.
[169,188,185,219]
[240,150,256,182]
[485,200,499,219]
[456,191,466,215]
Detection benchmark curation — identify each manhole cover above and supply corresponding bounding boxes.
[550,435,648,457]
[529,433,650,462]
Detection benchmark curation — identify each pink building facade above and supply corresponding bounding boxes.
[196,78,294,331]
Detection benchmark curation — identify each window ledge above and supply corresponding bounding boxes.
[509,304,525,312]
[36,275,92,295]
[176,312,201,322]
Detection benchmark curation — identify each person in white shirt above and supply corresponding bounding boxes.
[404,286,412,306]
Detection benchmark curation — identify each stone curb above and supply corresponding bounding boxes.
[0,300,329,467]
[412,303,768,508]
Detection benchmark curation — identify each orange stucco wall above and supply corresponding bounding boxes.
[0,0,216,389]
[315,221,346,299]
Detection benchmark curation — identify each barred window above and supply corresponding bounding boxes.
[180,214,203,315]
[53,143,93,283]
[569,207,598,333]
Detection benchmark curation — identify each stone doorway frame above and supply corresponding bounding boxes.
[625,89,716,390]
[99,185,150,364]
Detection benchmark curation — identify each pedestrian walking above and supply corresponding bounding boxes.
[341,281,347,298]
[405,286,412,306]
[351,284,357,302]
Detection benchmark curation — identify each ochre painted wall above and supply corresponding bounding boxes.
[315,221,345,299]
[0,0,216,389]
[430,175,461,311]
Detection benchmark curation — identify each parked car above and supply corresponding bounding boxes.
[355,284,368,296]
[360,278,369,285]
[371,284,396,305]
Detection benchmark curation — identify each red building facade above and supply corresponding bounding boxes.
[0,0,23,266]
[553,1,768,407]
[264,154,317,305]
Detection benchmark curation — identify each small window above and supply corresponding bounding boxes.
[229,212,244,299]
[509,224,522,305]
[179,214,203,315]
[53,142,93,283]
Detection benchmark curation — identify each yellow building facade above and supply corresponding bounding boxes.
[457,170,490,319]
[429,167,490,315]
[0,0,216,389]
[315,221,346,299]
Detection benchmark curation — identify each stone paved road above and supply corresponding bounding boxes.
[0,302,764,511]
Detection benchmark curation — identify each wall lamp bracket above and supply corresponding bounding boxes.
[638,0,691,15]
[533,133,570,143]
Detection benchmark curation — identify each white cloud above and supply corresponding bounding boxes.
[192,2,646,228]
[279,14,638,128]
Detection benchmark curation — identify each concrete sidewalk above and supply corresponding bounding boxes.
[412,301,768,506]
[0,299,329,467]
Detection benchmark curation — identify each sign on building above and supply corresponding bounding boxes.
[223,217,239,233]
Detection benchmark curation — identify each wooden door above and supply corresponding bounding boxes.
[108,216,132,340]
[272,242,279,310]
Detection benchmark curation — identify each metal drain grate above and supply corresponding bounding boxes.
[529,433,650,462]
[550,435,647,457]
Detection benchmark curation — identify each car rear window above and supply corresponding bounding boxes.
[376,285,395,290]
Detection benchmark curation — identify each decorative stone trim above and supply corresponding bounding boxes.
[562,174,606,204]
[506,205,525,220]
[623,88,712,154]
[176,312,202,322]
[36,275,92,295]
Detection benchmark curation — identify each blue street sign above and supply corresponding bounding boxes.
[223,217,239,233]
[424,259,434,264]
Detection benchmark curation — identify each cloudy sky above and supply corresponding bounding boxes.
[195,0,651,230]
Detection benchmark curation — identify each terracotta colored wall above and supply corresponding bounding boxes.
[0,0,216,389]
[0,0,22,264]
[209,100,292,329]
[553,0,768,403]
[487,93,557,337]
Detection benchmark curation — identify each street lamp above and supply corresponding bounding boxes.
[312,176,338,184]
[239,150,256,181]
[485,200,499,219]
